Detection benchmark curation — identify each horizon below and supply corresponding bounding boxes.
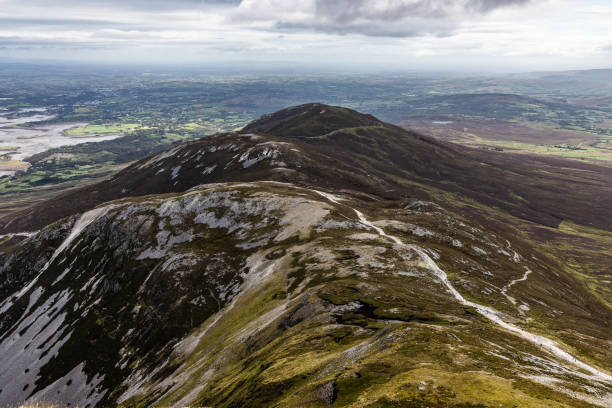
[2,60,612,78]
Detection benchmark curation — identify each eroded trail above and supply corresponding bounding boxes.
[501,267,532,305]
[314,191,612,386]
[354,210,612,383]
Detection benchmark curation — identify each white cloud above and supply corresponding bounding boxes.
[0,0,610,71]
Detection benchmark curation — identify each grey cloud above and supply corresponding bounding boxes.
[275,21,451,38]
[1,0,536,45]
[237,0,535,38]
[314,0,445,23]
[314,0,532,23]
[466,0,532,13]
[3,0,535,39]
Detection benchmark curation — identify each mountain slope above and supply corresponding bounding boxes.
[0,104,610,407]
[1,182,611,407]
[3,103,612,238]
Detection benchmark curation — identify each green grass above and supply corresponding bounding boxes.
[65,123,141,136]
[473,137,612,163]
[180,122,203,130]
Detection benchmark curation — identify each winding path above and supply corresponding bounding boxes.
[315,190,612,385]
[501,267,532,305]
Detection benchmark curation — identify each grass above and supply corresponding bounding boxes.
[65,123,141,136]
[472,138,612,163]
[546,221,612,308]
[350,367,578,408]
[180,122,203,130]
[0,160,29,171]
[406,115,612,166]
[558,220,612,241]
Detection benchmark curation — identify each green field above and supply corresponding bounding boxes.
[65,123,141,136]
[476,138,612,163]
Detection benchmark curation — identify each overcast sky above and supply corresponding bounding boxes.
[1,0,611,72]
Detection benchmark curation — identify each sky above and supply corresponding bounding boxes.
[1,0,611,72]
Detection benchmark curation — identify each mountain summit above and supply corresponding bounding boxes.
[241,103,384,137]
[0,105,610,407]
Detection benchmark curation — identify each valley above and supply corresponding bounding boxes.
[2,67,612,206]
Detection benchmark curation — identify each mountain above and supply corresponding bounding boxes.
[3,103,612,235]
[0,104,610,407]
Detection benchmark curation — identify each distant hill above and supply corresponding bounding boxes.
[2,103,612,234]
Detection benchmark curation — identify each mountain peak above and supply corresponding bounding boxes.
[241,103,383,138]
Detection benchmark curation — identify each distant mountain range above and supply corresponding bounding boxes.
[0,104,610,407]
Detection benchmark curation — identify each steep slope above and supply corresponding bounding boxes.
[0,104,611,407]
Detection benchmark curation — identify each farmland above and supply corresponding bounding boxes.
[64,123,141,136]
[1,64,612,206]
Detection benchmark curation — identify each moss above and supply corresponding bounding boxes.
[200,376,298,408]
[329,327,354,344]
[511,379,595,408]
[364,396,488,408]
[334,361,399,406]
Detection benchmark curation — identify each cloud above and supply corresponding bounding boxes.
[231,0,534,37]
[274,21,451,38]
[0,0,535,39]
[1,0,610,71]
[312,0,532,22]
